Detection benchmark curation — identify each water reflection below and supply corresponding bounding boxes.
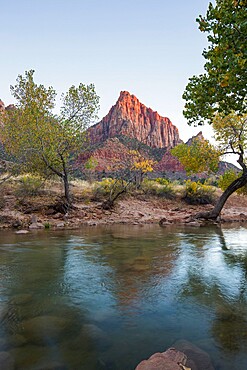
[0,225,246,369]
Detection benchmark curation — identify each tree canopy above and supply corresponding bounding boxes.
[1,70,99,205]
[173,0,247,220]
[171,136,220,175]
[183,0,247,126]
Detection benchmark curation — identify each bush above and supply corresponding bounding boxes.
[92,178,128,201]
[17,175,44,196]
[142,179,175,199]
[154,177,171,185]
[183,180,215,205]
[218,170,247,195]
[92,178,116,199]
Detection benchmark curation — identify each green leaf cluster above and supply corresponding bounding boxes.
[1,70,99,201]
[183,0,247,125]
[213,113,247,154]
[171,138,220,175]
[183,180,216,205]
[218,169,247,194]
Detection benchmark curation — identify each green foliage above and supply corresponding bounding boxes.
[171,138,220,174]
[218,169,247,195]
[141,179,175,199]
[93,178,116,198]
[1,70,99,203]
[213,113,247,156]
[183,180,216,205]
[84,156,98,183]
[92,178,128,201]
[154,177,171,185]
[183,0,247,125]
[17,175,44,196]
[84,156,98,170]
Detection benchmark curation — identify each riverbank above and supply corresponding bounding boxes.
[1,185,247,230]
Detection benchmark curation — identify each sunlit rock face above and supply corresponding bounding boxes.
[81,91,186,175]
[0,100,5,111]
[88,91,181,149]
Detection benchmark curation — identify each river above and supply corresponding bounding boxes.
[0,224,246,369]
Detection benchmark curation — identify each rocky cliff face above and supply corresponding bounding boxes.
[0,100,15,124]
[88,91,181,149]
[185,131,204,146]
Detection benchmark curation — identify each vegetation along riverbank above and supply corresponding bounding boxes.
[1,176,247,231]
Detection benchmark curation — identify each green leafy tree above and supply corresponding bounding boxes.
[218,168,247,195]
[183,0,246,124]
[171,137,220,175]
[1,70,99,206]
[178,0,247,219]
[84,156,98,183]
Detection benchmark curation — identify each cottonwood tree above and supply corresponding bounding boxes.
[171,137,220,175]
[174,0,247,220]
[1,70,99,206]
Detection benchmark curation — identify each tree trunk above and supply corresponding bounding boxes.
[195,172,247,220]
[63,173,71,205]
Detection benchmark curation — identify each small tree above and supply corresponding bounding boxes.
[97,150,155,209]
[178,0,247,219]
[172,113,247,219]
[129,150,155,187]
[1,70,99,206]
[84,156,98,183]
[171,137,220,175]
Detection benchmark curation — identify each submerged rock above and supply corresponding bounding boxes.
[18,315,72,345]
[173,340,215,370]
[10,293,33,305]
[0,351,14,370]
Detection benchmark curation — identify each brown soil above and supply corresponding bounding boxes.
[1,184,247,230]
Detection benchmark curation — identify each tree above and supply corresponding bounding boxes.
[84,156,98,183]
[183,0,246,125]
[128,150,155,187]
[97,150,155,209]
[1,70,99,206]
[178,0,247,220]
[171,137,220,175]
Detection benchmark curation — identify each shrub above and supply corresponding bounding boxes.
[92,178,129,201]
[154,177,171,185]
[92,178,116,199]
[142,179,175,199]
[183,180,215,205]
[17,175,44,196]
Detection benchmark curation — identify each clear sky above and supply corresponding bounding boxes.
[1,0,214,142]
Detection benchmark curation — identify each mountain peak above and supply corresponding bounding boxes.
[88,92,181,149]
[186,131,204,146]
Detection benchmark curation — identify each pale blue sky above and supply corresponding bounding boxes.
[1,0,213,141]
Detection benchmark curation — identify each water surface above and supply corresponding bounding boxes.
[0,224,246,369]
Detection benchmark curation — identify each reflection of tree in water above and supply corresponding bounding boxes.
[178,225,247,353]
[212,226,247,352]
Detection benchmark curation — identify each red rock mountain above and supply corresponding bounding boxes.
[88,91,181,149]
[81,91,186,175]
